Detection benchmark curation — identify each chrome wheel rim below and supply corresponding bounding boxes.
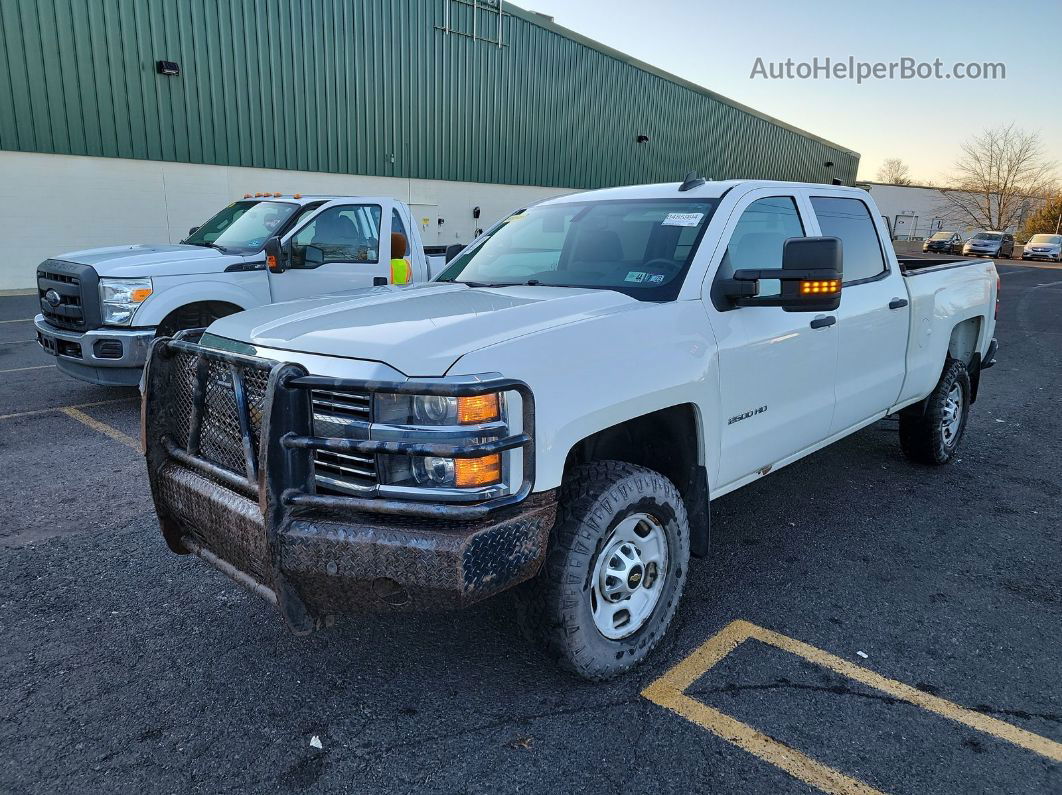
[590,512,669,640]
[941,383,963,445]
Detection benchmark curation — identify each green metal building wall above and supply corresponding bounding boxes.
[0,0,860,187]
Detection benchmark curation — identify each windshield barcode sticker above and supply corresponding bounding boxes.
[662,212,703,227]
[624,271,647,283]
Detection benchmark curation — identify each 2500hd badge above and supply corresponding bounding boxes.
[728,405,767,425]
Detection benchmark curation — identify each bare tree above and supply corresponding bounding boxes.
[876,158,912,185]
[940,125,1057,232]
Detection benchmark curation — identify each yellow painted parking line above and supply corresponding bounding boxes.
[59,406,140,451]
[0,397,136,422]
[0,364,56,374]
[642,620,1062,794]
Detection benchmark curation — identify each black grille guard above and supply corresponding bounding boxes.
[142,331,536,521]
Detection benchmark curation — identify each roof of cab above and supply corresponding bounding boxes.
[539,179,868,204]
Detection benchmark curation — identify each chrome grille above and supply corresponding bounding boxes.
[311,388,376,494]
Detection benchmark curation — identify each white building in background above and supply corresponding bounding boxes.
[859,181,1043,240]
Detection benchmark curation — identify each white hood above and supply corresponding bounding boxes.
[204,282,647,376]
[54,243,247,277]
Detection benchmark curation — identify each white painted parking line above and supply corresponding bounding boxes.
[0,397,136,422]
[0,318,34,324]
[0,339,34,346]
[0,364,55,374]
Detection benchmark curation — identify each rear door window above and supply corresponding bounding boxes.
[810,197,887,284]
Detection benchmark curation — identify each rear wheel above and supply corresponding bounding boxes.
[515,461,690,680]
[899,358,971,465]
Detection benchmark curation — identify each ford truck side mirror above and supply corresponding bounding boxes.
[721,236,843,312]
[264,236,287,274]
[445,244,464,263]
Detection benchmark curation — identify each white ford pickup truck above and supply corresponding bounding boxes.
[34,194,448,386]
[142,177,998,680]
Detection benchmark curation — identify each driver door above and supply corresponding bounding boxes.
[268,200,392,303]
[704,188,839,489]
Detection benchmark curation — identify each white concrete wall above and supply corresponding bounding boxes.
[0,151,575,291]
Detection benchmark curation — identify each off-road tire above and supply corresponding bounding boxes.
[899,358,971,465]
[514,461,690,681]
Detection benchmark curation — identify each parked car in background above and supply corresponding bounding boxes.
[1021,233,1062,262]
[141,178,999,680]
[34,195,449,386]
[923,231,964,255]
[963,231,1014,259]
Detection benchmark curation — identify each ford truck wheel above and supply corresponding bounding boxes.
[899,358,971,465]
[515,461,690,680]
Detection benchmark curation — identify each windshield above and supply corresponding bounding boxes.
[184,201,302,253]
[1028,234,1061,245]
[436,198,720,300]
[929,231,953,240]
[972,232,1002,241]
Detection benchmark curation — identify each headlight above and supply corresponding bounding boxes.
[374,393,500,426]
[372,392,505,491]
[99,278,153,326]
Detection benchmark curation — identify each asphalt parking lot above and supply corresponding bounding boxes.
[1,261,1060,793]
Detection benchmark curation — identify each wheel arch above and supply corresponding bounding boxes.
[156,300,244,336]
[561,403,711,557]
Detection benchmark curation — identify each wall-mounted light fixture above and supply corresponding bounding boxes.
[472,206,481,219]
[156,60,180,76]
[824,160,834,168]
[636,134,650,144]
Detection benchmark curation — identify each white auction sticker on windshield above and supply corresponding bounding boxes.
[662,212,703,227]
[624,271,647,283]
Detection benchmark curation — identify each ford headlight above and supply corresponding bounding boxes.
[99,278,153,326]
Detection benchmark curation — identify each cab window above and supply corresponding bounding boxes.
[291,205,382,267]
[810,197,887,284]
[391,208,408,249]
[720,196,805,297]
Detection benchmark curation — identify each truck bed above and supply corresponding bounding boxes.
[898,256,979,275]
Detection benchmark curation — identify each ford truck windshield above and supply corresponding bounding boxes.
[436,198,719,301]
[184,200,302,254]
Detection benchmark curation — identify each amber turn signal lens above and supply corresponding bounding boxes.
[457,393,500,424]
[455,454,502,488]
[129,288,153,303]
[266,254,278,272]
[799,279,840,295]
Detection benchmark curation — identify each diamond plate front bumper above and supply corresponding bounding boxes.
[142,332,556,632]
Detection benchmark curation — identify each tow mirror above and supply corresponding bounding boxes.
[445,243,464,263]
[721,236,843,312]
[264,236,287,274]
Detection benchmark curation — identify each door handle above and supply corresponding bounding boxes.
[889,297,909,309]
[809,315,836,329]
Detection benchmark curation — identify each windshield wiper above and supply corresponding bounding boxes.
[186,241,230,253]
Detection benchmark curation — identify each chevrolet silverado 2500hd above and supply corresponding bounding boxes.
[142,178,998,680]
[35,195,445,386]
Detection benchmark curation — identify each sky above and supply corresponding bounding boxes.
[519,0,1061,184]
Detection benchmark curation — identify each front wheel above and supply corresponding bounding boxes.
[899,358,971,465]
[515,461,690,680]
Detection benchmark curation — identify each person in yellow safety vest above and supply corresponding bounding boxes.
[389,232,412,285]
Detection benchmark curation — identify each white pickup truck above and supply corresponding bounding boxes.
[34,194,449,386]
[142,177,998,680]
